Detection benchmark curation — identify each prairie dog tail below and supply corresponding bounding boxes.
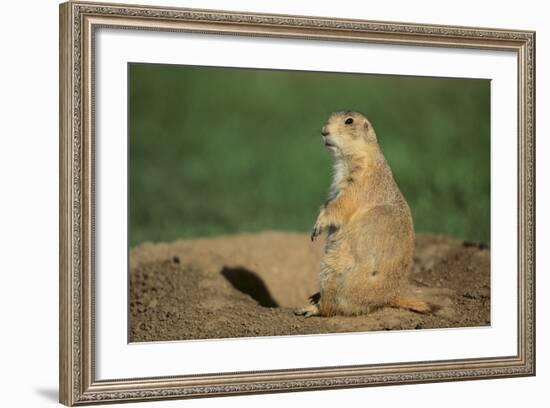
[390,286,454,314]
[390,296,438,314]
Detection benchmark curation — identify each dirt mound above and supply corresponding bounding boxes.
[129,232,490,342]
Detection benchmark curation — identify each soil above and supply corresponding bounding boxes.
[129,232,490,342]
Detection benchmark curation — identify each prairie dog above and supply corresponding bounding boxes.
[296,111,432,317]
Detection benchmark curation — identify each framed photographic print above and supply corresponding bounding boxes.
[59,1,536,405]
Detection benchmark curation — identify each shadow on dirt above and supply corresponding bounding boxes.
[221,266,279,308]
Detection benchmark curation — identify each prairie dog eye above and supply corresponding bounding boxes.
[345,118,354,125]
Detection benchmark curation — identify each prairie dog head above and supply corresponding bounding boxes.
[320,111,377,157]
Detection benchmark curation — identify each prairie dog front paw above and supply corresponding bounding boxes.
[311,215,328,241]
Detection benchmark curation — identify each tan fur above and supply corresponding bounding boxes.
[391,296,433,313]
[296,111,431,317]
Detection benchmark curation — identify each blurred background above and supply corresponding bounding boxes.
[129,63,490,247]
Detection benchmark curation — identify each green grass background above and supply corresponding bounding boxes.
[129,63,490,247]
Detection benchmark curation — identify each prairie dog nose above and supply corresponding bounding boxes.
[321,125,329,136]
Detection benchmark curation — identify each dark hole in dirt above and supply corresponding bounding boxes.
[221,266,279,308]
[462,240,489,250]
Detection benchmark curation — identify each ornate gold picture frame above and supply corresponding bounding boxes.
[59,1,535,405]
